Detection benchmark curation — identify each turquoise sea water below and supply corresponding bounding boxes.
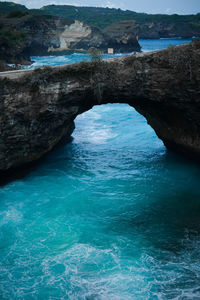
[1,39,200,299]
[24,38,193,69]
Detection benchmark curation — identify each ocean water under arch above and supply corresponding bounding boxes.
[1,103,200,299]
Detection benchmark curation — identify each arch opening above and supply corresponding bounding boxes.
[73,103,163,152]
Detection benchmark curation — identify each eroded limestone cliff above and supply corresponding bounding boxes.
[0,40,199,179]
[0,14,141,68]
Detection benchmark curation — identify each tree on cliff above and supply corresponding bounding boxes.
[88,47,102,62]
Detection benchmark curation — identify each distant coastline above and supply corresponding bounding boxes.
[0,2,199,70]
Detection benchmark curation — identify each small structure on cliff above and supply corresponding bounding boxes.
[108,48,114,54]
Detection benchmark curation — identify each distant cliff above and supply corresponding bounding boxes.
[104,20,200,40]
[0,4,141,68]
[46,20,140,54]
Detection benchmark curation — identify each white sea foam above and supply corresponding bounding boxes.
[74,110,117,144]
[78,110,102,121]
[0,207,23,225]
[74,126,117,145]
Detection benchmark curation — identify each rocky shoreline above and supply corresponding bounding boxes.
[0,14,141,70]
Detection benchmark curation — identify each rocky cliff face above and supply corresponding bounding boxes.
[103,21,141,52]
[104,20,200,40]
[0,14,141,68]
[0,15,76,64]
[16,16,68,56]
[47,20,141,53]
[0,40,199,179]
[57,20,92,50]
[137,21,200,39]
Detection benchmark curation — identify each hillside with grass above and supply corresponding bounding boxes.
[38,5,200,39]
[38,5,200,30]
[0,1,27,14]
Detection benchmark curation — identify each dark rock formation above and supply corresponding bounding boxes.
[102,21,141,53]
[65,24,141,53]
[0,40,200,177]
[16,16,69,56]
[104,20,200,40]
[137,21,200,39]
[0,14,74,66]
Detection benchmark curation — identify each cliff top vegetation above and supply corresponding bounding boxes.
[0,1,200,29]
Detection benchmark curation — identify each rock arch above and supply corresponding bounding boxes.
[0,39,200,177]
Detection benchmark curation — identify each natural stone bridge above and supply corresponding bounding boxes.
[0,40,200,180]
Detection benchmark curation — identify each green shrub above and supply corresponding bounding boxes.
[88,47,102,62]
[0,29,26,45]
[7,10,29,18]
